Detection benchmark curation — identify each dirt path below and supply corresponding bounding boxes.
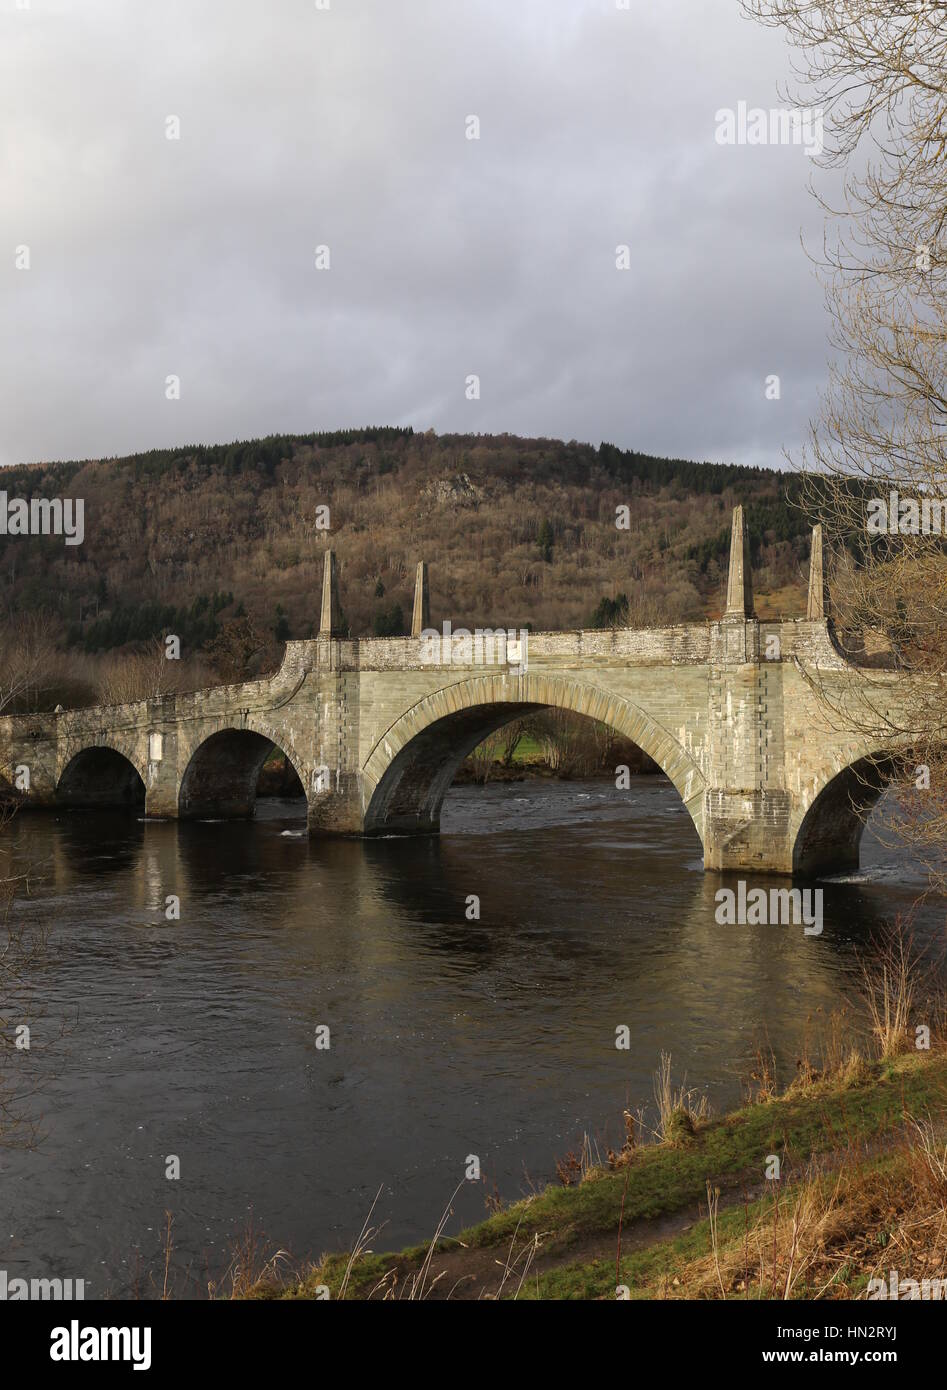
[360,1132,905,1300]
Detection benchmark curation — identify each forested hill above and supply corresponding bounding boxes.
[3,428,808,656]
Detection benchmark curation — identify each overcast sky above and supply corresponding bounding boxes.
[0,0,834,471]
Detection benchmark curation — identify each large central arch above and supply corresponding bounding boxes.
[360,673,706,841]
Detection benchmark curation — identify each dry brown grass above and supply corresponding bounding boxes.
[684,1159,882,1299]
[555,1131,603,1186]
[859,923,924,1061]
[652,1051,711,1143]
[660,1106,947,1302]
[740,925,946,1114]
[209,1216,296,1300]
[742,1041,780,1105]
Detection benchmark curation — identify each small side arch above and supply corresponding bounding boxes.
[792,751,903,876]
[361,673,706,840]
[178,725,307,820]
[57,742,147,809]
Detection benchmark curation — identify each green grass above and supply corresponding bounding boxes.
[518,1148,914,1300]
[272,1051,947,1300]
[509,735,545,764]
[450,1054,940,1252]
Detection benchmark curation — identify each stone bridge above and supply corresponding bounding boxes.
[0,508,920,876]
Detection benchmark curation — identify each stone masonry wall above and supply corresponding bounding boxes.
[0,616,921,875]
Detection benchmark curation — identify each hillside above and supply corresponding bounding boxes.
[2,429,811,692]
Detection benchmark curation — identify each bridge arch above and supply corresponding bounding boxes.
[360,673,706,841]
[791,750,904,877]
[178,724,307,820]
[57,742,147,810]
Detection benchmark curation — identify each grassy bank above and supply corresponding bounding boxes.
[457,719,661,784]
[243,1047,947,1301]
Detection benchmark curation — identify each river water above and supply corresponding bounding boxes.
[0,776,939,1297]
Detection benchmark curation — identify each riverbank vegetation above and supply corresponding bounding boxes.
[198,923,947,1301]
[299,1055,946,1301]
[456,712,660,784]
[242,1050,947,1300]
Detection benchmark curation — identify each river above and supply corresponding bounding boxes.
[0,775,937,1296]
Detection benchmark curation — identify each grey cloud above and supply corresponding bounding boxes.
[0,0,835,470]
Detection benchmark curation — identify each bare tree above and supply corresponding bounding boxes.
[0,614,55,716]
[96,637,215,705]
[97,636,179,705]
[205,614,273,685]
[498,718,530,768]
[741,1,947,880]
[466,731,500,784]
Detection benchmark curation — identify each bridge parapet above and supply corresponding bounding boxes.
[280,617,851,674]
